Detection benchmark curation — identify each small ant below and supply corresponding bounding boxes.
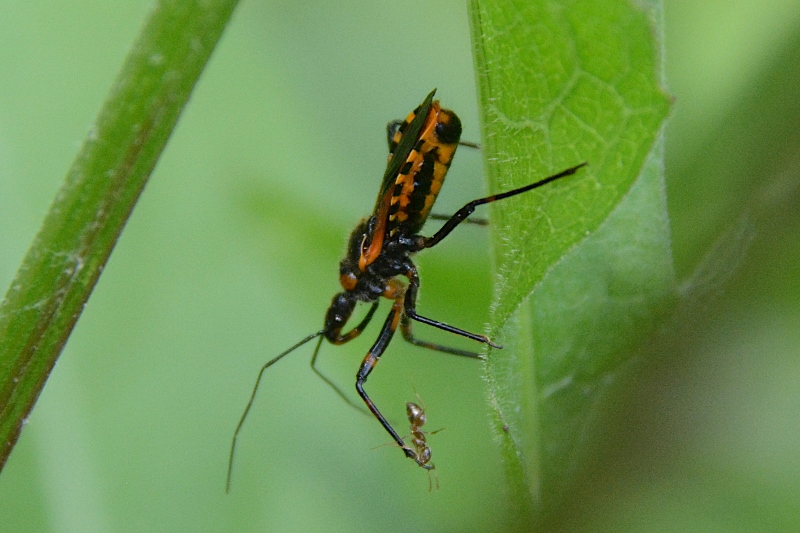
[403,396,440,491]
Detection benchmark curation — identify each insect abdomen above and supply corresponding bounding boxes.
[387,103,462,236]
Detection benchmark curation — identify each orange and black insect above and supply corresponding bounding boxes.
[226,89,586,491]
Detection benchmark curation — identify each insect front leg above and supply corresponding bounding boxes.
[355,297,420,464]
[313,296,380,411]
[323,293,377,345]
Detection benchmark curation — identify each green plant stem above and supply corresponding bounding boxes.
[0,0,239,472]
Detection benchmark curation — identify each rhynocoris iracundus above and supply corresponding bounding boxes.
[226,89,586,491]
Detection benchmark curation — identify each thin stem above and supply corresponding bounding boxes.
[0,0,240,472]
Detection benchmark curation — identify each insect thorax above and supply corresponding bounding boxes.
[338,217,412,302]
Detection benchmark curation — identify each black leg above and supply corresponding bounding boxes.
[312,301,379,413]
[427,213,488,226]
[412,162,587,252]
[458,140,480,149]
[400,315,482,358]
[402,265,501,349]
[355,298,422,464]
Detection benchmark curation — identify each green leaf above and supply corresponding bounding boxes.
[469,0,672,518]
[0,0,239,472]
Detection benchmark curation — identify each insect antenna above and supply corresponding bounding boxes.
[226,330,325,493]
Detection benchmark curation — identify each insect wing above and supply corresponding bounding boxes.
[358,89,437,270]
[375,89,436,210]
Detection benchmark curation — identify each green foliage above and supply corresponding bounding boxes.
[470,0,671,518]
[0,0,238,470]
[1,0,798,531]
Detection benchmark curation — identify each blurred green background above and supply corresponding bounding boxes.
[0,1,798,531]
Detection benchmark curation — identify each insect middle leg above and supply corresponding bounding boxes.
[400,314,482,358]
[402,264,501,351]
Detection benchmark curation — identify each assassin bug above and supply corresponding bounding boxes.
[226,89,586,491]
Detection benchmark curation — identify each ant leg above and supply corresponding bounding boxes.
[402,265,501,350]
[355,298,421,465]
[411,163,587,252]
